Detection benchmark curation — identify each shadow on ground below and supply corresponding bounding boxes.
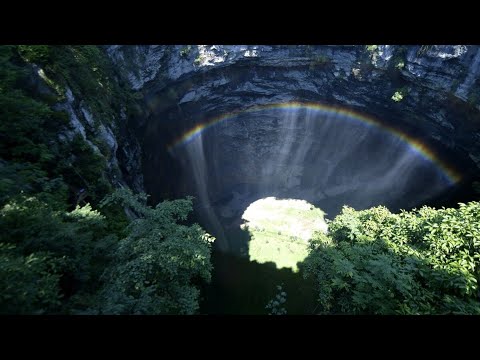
[200,248,317,315]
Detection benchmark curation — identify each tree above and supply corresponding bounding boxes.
[0,243,62,314]
[0,192,117,313]
[303,203,480,314]
[93,188,214,314]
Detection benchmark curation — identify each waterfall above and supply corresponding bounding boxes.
[185,134,228,251]
[174,106,453,252]
[260,109,300,192]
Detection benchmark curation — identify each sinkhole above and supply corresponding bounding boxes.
[169,105,456,251]
[144,103,467,314]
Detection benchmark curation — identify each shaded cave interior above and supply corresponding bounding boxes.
[126,65,480,313]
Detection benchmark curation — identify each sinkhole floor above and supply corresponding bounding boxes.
[200,197,327,314]
[242,197,327,271]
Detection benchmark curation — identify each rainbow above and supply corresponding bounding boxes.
[168,101,462,184]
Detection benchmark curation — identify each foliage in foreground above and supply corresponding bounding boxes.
[0,45,214,315]
[303,202,480,314]
[0,189,214,314]
[93,189,214,314]
[0,195,113,314]
[265,284,287,315]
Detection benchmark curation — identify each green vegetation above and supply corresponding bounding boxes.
[0,45,135,207]
[242,198,327,271]
[247,228,308,271]
[388,46,407,72]
[392,91,404,102]
[2,44,480,315]
[0,188,213,314]
[93,189,214,314]
[0,195,113,314]
[265,284,287,315]
[395,60,405,70]
[17,45,136,127]
[365,45,380,65]
[303,203,480,314]
[180,45,192,58]
[392,87,409,102]
[0,45,214,314]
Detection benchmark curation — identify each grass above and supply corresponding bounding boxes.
[248,229,309,271]
[242,197,327,271]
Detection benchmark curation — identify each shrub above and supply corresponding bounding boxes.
[304,202,480,314]
[180,45,191,58]
[93,188,215,314]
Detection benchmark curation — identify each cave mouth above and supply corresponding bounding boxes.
[168,104,458,253]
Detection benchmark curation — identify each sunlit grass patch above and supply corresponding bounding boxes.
[242,197,327,271]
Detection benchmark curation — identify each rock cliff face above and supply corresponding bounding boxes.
[58,85,144,193]
[106,45,480,249]
[30,55,145,195]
